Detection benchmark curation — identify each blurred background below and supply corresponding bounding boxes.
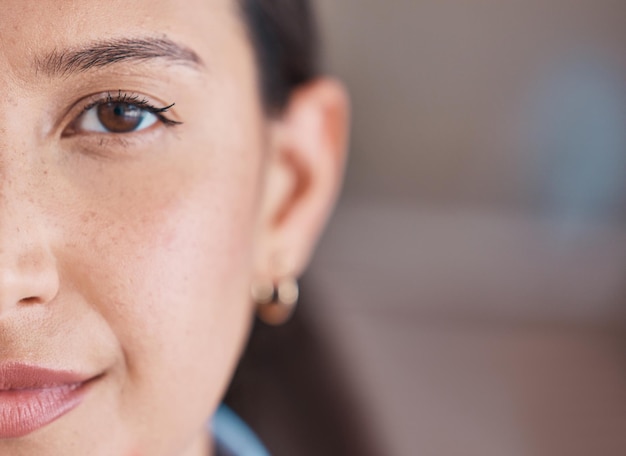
[306,1,626,454]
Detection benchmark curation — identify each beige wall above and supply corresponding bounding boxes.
[316,0,626,209]
[307,3,626,455]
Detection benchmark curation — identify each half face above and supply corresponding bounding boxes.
[0,1,275,455]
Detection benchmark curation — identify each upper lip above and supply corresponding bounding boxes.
[0,363,91,390]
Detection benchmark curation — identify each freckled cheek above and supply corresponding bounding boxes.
[78,169,258,356]
[60,169,258,447]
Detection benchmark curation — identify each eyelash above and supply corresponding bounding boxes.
[71,90,182,133]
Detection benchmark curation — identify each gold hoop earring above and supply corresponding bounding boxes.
[251,277,299,326]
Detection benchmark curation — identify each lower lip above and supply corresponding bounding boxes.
[0,382,91,439]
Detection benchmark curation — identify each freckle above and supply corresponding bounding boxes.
[80,210,97,223]
[3,94,18,108]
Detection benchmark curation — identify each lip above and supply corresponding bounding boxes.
[0,363,96,439]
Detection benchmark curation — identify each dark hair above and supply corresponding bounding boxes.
[238,0,320,113]
[225,284,384,456]
[227,4,382,454]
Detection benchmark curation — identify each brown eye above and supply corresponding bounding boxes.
[97,103,146,133]
[74,101,158,134]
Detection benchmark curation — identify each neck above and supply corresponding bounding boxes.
[179,428,212,456]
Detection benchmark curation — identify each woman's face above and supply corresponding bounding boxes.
[0,1,347,455]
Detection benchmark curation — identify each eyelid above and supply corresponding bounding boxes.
[62,90,182,137]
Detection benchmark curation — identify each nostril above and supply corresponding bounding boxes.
[0,249,60,313]
[19,296,43,305]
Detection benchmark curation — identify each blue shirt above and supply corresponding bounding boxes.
[211,404,270,456]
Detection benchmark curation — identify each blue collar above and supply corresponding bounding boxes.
[211,404,270,456]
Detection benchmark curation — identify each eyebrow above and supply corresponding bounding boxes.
[35,37,204,77]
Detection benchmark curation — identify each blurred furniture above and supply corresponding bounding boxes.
[308,201,626,456]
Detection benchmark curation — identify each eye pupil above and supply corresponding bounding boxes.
[97,103,145,133]
[113,105,125,116]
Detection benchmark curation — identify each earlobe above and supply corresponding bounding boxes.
[255,77,350,282]
[251,276,300,326]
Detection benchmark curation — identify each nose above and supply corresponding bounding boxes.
[0,177,60,314]
[0,105,62,315]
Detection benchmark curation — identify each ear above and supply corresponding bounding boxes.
[254,78,350,279]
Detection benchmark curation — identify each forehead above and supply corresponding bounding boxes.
[0,0,245,78]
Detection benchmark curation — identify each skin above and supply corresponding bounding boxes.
[0,1,349,455]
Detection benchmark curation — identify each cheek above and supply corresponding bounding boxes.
[98,163,256,358]
[111,178,253,359]
[54,138,262,448]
